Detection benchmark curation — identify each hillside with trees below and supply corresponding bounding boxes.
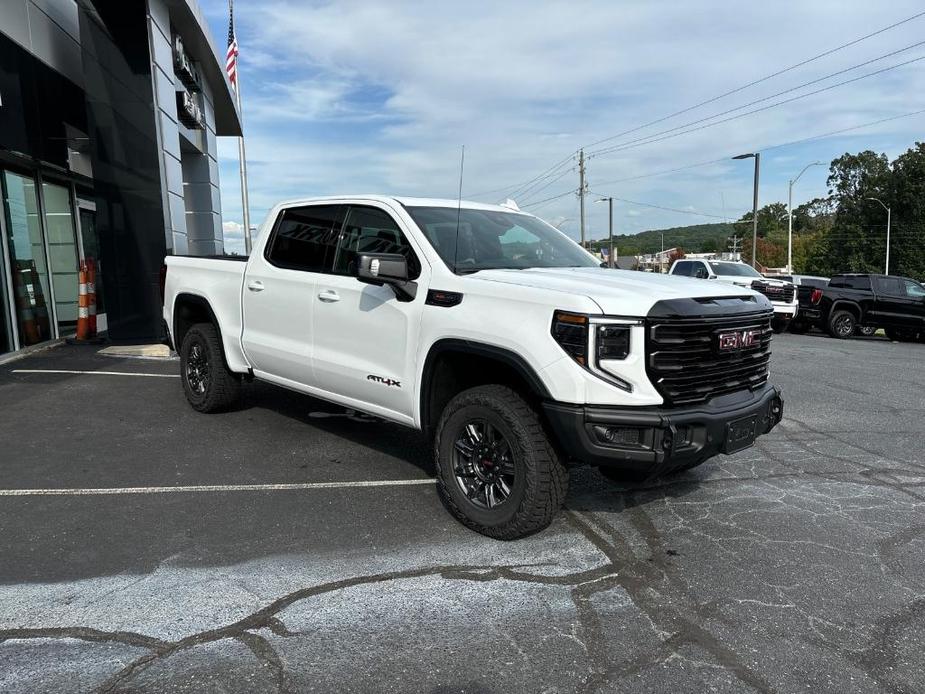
[596,142,925,279]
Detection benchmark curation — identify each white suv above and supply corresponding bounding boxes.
[669,259,798,332]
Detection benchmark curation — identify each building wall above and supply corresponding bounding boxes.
[0,0,83,89]
[146,0,224,258]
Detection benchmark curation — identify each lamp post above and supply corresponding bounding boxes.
[867,197,892,274]
[733,152,760,268]
[595,197,614,268]
[787,161,823,274]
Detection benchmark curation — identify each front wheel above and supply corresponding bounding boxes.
[827,310,856,339]
[180,323,241,413]
[434,385,568,540]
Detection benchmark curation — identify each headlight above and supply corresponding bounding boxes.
[551,311,637,391]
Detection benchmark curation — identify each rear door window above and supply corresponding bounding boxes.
[875,276,904,296]
[266,205,345,272]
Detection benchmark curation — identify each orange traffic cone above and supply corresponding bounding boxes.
[67,260,103,345]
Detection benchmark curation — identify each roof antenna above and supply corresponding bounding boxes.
[452,144,465,273]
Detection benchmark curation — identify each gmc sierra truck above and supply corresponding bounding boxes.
[668,259,798,332]
[796,272,925,340]
[164,196,784,539]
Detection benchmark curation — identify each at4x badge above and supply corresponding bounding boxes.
[368,374,401,388]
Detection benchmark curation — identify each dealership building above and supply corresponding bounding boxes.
[0,0,241,356]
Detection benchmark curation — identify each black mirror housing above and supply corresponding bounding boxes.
[357,253,417,302]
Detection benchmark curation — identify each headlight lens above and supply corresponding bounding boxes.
[596,325,630,361]
[551,312,634,391]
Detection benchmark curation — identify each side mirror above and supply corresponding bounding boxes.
[357,253,417,302]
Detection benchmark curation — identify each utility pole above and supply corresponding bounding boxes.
[787,161,823,274]
[733,152,760,268]
[595,197,614,268]
[578,149,587,248]
[728,234,741,260]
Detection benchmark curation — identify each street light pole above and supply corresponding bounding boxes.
[867,197,892,274]
[733,153,760,268]
[595,197,615,268]
[787,161,823,274]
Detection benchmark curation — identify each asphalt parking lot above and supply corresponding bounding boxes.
[1,333,923,694]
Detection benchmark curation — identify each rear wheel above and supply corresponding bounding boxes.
[434,385,568,540]
[180,323,241,413]
[827,310,856,339]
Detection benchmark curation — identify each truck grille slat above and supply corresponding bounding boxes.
[646,311,773,406]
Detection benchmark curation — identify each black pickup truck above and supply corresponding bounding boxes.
[796,273,925,341]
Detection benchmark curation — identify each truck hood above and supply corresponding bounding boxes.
[468,267,756,315]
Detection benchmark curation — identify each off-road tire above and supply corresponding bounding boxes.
[434,385,568,540]
[827,310,856,339]
[180,322,241,413]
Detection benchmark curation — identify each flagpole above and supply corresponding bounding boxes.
[235,80,252,254]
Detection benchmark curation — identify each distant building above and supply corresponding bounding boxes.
[1,0,241,357]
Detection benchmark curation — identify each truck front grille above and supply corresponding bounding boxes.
[753,282,794,303]
[646,311,773,406]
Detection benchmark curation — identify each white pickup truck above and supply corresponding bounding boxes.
[668,258,798,332]
[164,196,783,539]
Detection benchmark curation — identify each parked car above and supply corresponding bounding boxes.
[164,196,784,539]
[669,259,798,332]
[797,273,925,340]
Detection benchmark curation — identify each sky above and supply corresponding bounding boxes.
[198,1,925,254]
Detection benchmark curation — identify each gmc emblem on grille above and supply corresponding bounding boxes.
[717,330,758,351]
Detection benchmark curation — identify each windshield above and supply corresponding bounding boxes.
[405,206,599,274]
[709,262,762,278]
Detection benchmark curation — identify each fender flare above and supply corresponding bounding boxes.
[419,338,551,432]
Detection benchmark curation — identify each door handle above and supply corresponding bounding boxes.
[318,290,340,303]
[247,280,265,292]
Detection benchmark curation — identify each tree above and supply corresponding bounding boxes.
[667,247,686,265]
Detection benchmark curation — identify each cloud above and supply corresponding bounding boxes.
[203,0,925,242]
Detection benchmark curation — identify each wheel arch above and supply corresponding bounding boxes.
[830,300,862,321]
[419,339,552,435]
[173,293,223,355]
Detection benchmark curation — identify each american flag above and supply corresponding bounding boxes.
[226,0,238,87]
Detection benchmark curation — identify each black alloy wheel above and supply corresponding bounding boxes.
[452,419,516,509]
[185,341,210,397]
[828,310,856,339]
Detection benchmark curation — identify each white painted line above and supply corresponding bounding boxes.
[0,479,435,497]
[11,369,179,378]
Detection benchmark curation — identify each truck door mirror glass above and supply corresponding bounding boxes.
[357,253,417,302]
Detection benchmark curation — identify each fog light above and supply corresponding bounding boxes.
[593,426,641,446]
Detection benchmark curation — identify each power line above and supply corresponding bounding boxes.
[587,192,728,219]
[520,188,578,209]
[581,10,925,152]
[590,108,925,188]
[588,53,925,159]
[468,150,576,200]
[516,165,577,204]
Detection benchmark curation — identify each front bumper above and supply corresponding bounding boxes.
[543,383,783,477]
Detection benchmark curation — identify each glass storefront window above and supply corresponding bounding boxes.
[42,181,80,332]
[2,171,53,346]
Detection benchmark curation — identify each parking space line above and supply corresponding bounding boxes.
[11,369,179,378]
[0,479,435,496]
